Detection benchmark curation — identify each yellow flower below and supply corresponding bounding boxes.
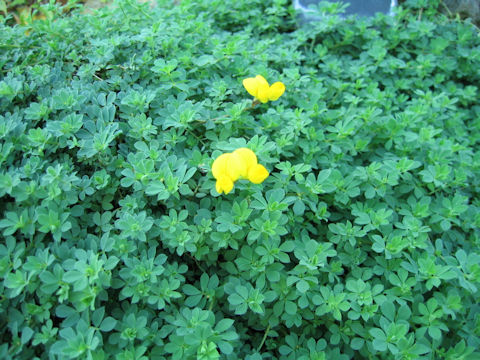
[212,148,269,194]
[242,75,285,103]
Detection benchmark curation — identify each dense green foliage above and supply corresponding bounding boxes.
[1,0,480,358]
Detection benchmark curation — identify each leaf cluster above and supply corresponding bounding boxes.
[0,0,479,359]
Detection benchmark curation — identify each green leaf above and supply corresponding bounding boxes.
[381,301,395,322]
[293,199,306,216]
[21,326,34,344]
[285,300,297,315]
[372,338,387,352]
[215,319,234,333]
[228,294,244,306]
[100,317,117,332]
[5,271,28,297]
[296,279,310,293]
[193,55,216,67]
[350,337,364,350]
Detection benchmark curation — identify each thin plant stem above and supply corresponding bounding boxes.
[257,323,271,352]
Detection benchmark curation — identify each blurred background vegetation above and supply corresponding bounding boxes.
[2,0,479,32]
[1,0,106,25]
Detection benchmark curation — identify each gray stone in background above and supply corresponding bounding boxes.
[442,0,480,23]
[294,0,397,19]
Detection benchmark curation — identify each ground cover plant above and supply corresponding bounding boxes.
[1,0,480,358]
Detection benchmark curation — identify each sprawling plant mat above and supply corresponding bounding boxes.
[0,0,479,359]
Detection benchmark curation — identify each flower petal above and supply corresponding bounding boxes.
[248,164,269,184]
[216,176,234,194]
[212,153,230,179]
[227,152,246,181]
[233,148,257,175]
[255,75,269,87]
[257,81,270,103]
[268,82,285,101]
[242,77,259,98]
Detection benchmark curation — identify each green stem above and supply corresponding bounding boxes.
[257,323,271,352]
[208,297,215,311]
[128,0,152,19]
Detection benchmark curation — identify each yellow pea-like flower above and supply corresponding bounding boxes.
[243,75,285,103]
[212,147,269,194]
